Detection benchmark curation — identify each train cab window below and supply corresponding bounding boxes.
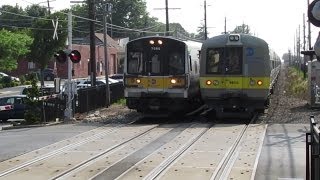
[226,47,242,74]
[169,53,184,74]
[128,52,143,74]
[151,54,160,73]
[207,49,223,74]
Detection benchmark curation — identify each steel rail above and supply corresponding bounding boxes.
[143,123,212,180]
[0,119,141,178]
[53,124,160,180]
[210,113,258,180]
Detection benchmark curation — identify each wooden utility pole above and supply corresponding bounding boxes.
[88,0,96,86]
[47,0,51,15]
[303,14,306,51]
[165,0,169,36]
[303,13,307,78]
[204,0,207,40]
[308,0,312,50]
[154,0,180,36]
[224,17,227,34]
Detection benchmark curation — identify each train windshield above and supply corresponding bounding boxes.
[127,38,186,75]
[206,47,243,75]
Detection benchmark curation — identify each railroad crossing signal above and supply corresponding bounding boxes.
[308,0,320,27]
[54,50,81,64]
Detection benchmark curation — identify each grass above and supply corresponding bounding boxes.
[286,67,307,100]
[114,98,126,106]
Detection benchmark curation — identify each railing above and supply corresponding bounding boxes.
[36,82,124,121]
[306,115,320,180]
[75,82,124,113]
[40,97,65,122]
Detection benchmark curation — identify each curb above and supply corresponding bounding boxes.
[1,121,63,130]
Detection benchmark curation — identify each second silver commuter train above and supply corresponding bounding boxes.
[199,34,281,116]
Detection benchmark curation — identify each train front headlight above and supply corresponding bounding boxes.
[136,78,141,84]
[257,80,263,86]
[149,40,155,45]
[158,40,163,45]
[206,80,212,85]
[229,35,240,41]
[170,78,177,84]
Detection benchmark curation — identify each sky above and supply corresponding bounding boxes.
[0,0,315,58]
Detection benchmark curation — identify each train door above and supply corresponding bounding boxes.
[223,47,243,91]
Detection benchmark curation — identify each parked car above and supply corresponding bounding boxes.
[0,72,20,81]
[109,74,123,82]
[76,79,119,90]
[0,95,27,122]
[36,68,57,81]
[20,85,56,96]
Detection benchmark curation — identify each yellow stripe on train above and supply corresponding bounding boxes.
[125,77,186,88]
[200,77,270,89]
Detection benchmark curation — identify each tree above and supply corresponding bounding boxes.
[0,5,32,32]
[28,11,68,86]
[71,0,155,38]
[24,73,41,125]
[231,23,251,34]
[194,23,206,40]
[0,29,33,71]
[25,4,48,17]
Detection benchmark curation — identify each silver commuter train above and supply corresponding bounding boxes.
[124,36,202,113]
[199,34,281,116]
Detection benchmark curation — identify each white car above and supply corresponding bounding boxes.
[0,72,20,81]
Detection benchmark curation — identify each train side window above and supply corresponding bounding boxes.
[169,53,184,74]
[207,49,221,73]
[189,55,192,71]
[194,61,198,73]
[128,52,143,74]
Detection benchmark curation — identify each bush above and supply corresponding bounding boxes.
[1,76,12,88]
[24,81,31,85]
[19,75,26,85]
[13,81,20,87]
[114,98,126,106]
[0,84,3,89]
[24,73,41,125]
[25,72,39,82]
[286,67,308,100]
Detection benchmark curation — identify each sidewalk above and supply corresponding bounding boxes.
[0,121,63,131]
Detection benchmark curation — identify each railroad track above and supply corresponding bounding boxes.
[0,115,267,180]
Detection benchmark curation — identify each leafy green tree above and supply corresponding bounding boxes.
[0,29,33,71]
[0,5,28,30]
[25,4,48,17]
[194,23,206,40]
[24,73,41,125]
[28,11,68,86]
[231,23,251,34]
[71,0,155,38]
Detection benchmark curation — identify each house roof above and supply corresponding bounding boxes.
[75,33,124,52]
[95,33,124,51]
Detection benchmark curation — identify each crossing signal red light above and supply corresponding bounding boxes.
[54,50,67,63]
[54,50,81,64]
[69,50,81,63]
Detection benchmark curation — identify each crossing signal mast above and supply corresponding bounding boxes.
[53,11,78,121]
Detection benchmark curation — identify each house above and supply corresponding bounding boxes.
[56,33,125,79]
[10,33,126,79]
